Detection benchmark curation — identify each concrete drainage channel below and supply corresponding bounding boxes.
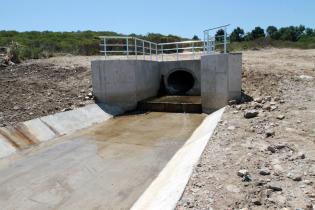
[0,53,241,209]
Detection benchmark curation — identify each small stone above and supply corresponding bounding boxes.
[267,182,282,191]
[265,96,272,101]
[267,145,276,153]
[235,105,242,110]
[84,96,90,100]
[13,106,20,110]
[29,112,34,115]
[78,102,85,107]
[228,100,237,105]
[271,105,277,111]
[252,198,262,205]
[87,92,93,97]
[276,115,285,120]
[244,109,259,118]
[297,152,305,159]
[237,169,249,177]
[265,129,275,137]
[263,103,271,111]
[287,172,302,181]
[303,180,313,185]
[279,99,285,104]
[80,89,85,93]
[254,97,263,103]
[227,126,236,130]
[259,168,271,175]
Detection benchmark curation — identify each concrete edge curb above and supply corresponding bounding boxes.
[130,107,225,210]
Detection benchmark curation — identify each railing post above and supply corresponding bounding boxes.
[176,43,179,61]
[203,32,206,54]
[126,37,129,59]
[143,40,145,60]
[155,44,158,61]
[224,26,227,53]
[149,42,152,60]
[104,37,107,59]
[192,42,195,59]
[135,38,137,60]
[161,45,164,61]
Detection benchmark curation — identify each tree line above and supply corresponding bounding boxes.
[0,25,314,61]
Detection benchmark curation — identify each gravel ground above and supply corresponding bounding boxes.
[177,48,315,210]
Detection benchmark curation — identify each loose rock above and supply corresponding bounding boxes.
[244,109,259,118]
[259,168,271,175]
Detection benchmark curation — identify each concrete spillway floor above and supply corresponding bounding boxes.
[0,112,205,210]
[139,96,202,113]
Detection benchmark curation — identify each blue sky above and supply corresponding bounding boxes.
[1,0,314,38]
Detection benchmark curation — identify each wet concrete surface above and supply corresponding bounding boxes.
[139,96,202,113]
[0,112,205,210]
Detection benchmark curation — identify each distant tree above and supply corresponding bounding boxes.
[266,26,278,38]
[192,35,200,40]
[278,25,305,41]
[250,27,265,39]
[230,27,244,42]
[215,29,225,41]
[305,28,314,36]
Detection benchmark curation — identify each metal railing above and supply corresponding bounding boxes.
[203,24,230,54]
[99,25,230,61]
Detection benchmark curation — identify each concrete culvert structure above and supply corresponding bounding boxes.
[167,70,195,95]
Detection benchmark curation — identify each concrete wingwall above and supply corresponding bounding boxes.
[201,53,242,113]
[92,60,160,111]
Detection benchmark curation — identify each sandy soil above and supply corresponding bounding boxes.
[177,48,315,210]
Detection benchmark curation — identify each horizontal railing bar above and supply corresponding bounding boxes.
[158,40,204,45]
[203,24,230,32]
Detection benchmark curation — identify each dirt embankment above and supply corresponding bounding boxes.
[177,48,315,210]
[0,62,94,126]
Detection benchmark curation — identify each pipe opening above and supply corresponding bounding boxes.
[167,70,194,95]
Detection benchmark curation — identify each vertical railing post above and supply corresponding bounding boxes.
[176,43,179,61]
[155,44,158,61]
[135,38,137,60]
[149,42,152,60]
[203,32,206,54]
[161,45,164,61]
[142,40,145,60]
[224,26,227,53]
[104,37,107,59]
[192,42,195,59]
[126,37,129,59]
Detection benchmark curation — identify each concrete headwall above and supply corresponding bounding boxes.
[92,54,241,113]
[201,53,242,113]
[159,60,200,95]
[92,60,160,111]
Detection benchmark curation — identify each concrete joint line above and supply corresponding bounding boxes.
[131,107,225,210]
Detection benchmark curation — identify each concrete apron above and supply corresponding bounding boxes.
[0,106,224,210]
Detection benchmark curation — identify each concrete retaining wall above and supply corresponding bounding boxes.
[92,60,160,111]
[201,53,242,113]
